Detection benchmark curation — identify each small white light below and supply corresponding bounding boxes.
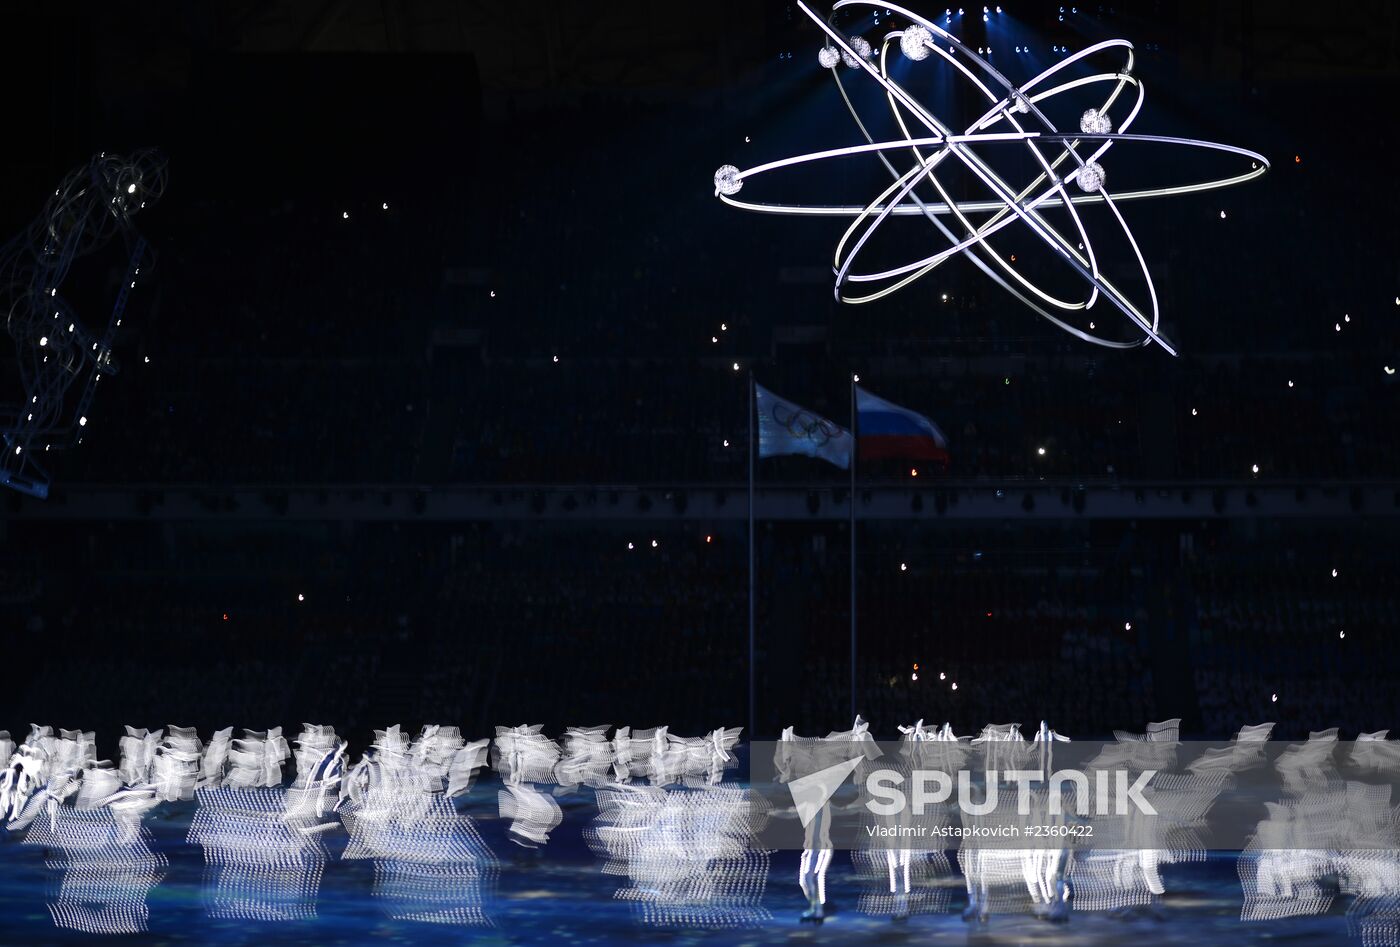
[732,362,740,372]
[1219,210,1227,219]
[1251,463,1259,474]
[1386,366,1396,375]
[1332,568,1339,577]
[1336,323,1342,332]
[723,439,730,448]
[900,562,908,572]
[1125,621,1132,631]
[939,672,946,681]
[951,682,958,691]
[711,336,718,343]
[1345,314,1351,323]
[297,593,305,602]
[552,355,559,363]
[1036,446,1046,456]
[144,356,150,363]
[382,202,389,210]
[627,542,635,550]
[1271,693,1278,703]
[342,211,349,219]
[1339,630,1346,639]
[911,672,919,681]
[852,373,860,382]
[14,446,20,455]
[78,416,87,427]
[720,323,728,331]
[127,183,136,194]
[1287,380,1294,388]
[489,290,496,298]
[1191,407,1198,416]
[38,336,47,346]
[650,539,658,548]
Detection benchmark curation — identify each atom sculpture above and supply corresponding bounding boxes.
[713,2,1270,355]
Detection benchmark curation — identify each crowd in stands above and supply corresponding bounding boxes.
[5,519,1396,746]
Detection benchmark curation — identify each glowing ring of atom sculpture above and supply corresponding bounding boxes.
[713,1,1270,355]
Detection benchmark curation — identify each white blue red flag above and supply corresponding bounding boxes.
[855,385,949,466]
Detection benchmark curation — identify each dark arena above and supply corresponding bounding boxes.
[2,1,1399,944]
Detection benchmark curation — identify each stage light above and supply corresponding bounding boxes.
[297,593,304,602]
[1037,446,1046,456]
[13,446,19,455]
[900,562,908,571]
[382,202,388,209]
[1191,407,1197,415]
[144,356,150,363]
[78,416,87,427]
[552,355,559,363]
[1251,463,1259,475]
[651,539,658,548]
[341,211,349,219]
[910,468,918,477]
[911,672,919,680]
[1386,367,1396,375]
[1219,210,1227,219]
[819,45,841,68]
[127,183,136,194]
[723,439,730,447]
[732,362,740,371]
[1344,313,1351,322]
[1287,380,1294,388]
[852,373,860,382]
[1332,568,1339,577]
[1335,323,1342,332]
[713,165,743,196]
[939,672,946,680]
[38,336,46,346]
[1271,693,1278,702]
[1340,630,1346,639]
[705,535,712,543]
[222,613,228,621]
[1125,621,1132,631]
[721,323,728,331]
[941,293,948,301]
[951,682,958,690]
[712,336,718,343]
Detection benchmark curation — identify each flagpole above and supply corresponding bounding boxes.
[850,374,857,724]
[748,372,756,743]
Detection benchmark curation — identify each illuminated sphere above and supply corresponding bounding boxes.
[900,25,933,61]
[818,45,841,68]
[714,165,744,196]
[1077,160,1106,192]
[841,35,872,68]
[1080,108,1113,135]
[1013,94,1030,114]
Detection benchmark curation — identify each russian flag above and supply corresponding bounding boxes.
[855,385,950,466]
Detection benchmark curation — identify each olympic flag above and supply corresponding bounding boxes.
[755,383,852,469]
